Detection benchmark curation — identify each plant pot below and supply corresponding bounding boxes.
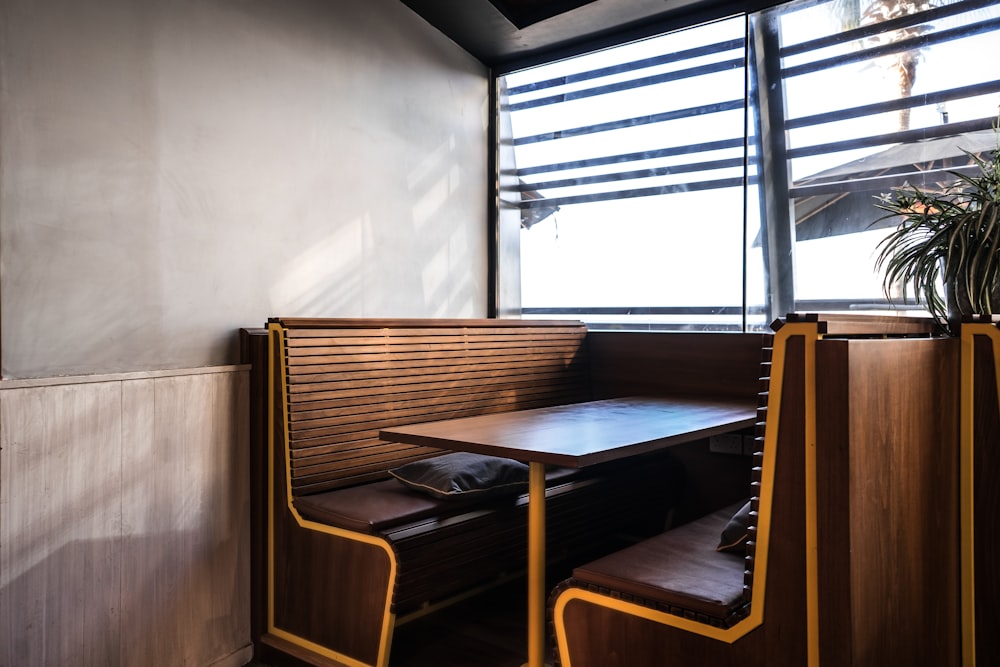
[945,280,970,335]
[946,277,1000,333]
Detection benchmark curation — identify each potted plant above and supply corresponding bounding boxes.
[873,126,1000,335]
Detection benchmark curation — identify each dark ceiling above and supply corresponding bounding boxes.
[400,0,723,70]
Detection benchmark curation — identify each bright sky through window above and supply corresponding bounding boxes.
[499,0,1000,330]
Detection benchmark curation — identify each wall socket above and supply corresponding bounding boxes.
[708,433,743,455]
[709,434,755,455]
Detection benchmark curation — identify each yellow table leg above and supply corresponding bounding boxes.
[525,461,547,667]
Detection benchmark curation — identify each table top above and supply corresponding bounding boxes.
[379,395,757,468]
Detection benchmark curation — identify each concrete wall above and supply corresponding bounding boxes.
[0,0,488,379]
[0,1,487,664]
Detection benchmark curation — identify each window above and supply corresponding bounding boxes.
[496,0,1000,331]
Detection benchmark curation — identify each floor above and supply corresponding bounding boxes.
[390,580,531,667]
[246,574,543,667]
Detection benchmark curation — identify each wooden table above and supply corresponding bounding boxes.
[380,395,756,667]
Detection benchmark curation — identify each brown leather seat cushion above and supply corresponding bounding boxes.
[571,502,746,621]
[295,465,584,534]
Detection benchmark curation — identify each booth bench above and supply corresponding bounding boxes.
[550,314,963,667]
[241,318,774,667]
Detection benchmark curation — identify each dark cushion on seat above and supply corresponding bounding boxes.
[295,464,584,534]
[571,503,746,621]
[389,452,529,500]
[717,500,753,553]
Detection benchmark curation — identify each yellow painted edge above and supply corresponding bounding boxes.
[960,325,975,667]
[959,323,1000,666]
[805,327,819,667]
[527,462,548,667]
[267,323,398,667]
[554,587,754,646]
[267,324,278,634]
[552,322,819,666]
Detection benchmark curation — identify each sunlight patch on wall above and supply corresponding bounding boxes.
[409,135,460,229]
[268,215,366,314]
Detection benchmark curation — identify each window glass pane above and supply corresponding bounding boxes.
[502,16,759,331]
[498,0,1000,329]
[776,0,1000,314]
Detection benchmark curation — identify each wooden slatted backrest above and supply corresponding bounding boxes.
[270,318,592,496]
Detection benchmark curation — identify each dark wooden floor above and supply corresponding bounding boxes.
[390,578,531,667]
[246,574,543,667]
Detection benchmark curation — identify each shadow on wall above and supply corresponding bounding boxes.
[0,532,249,667]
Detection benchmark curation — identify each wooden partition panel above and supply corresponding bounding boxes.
[971,332,1000,666]
[586,331,770,401]
[816,337,961,665]
[586,331,770,523]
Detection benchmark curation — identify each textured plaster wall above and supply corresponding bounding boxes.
[0,0,488,378]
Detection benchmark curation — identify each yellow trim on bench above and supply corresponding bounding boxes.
[959,323,1000,667]
[267,323,399,667]
[553,321,820,665]
[805,325,819,667]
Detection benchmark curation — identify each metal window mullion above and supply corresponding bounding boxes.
[518,157,750,191]
[508,37,746,95]
[516,138,748,176]
[518,175,753,209]
[790,165,982,199]
[780,0,1000,58]
[750,11,795,323]
[781,16,1000,80]
[785,80,1000,130]
[514,98,746,146]
[510,58,744,111]
[787,116,998,160]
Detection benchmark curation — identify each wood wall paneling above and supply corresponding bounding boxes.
[816,337,961,666]
[0,370,251,667]
[0,383,125,666]
[587,331,768,400]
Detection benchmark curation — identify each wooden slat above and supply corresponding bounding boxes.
[279,319,587,334]
[289,379,585,412]
[285,340,584,359]
[288,388,590,449]
[293,446,442,478]
[284,345,585,369]
[287,364,586,395]
[288,438,419,462]
[285,384,585,423]
[285,330,586,346]
[291,395,587,437]
[289,383,581,421]
[287,352,583,381]
[287,377,586,414]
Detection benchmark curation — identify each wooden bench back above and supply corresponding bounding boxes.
[269,318,591,496]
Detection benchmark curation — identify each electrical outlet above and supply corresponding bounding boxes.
[709,434,743,455]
